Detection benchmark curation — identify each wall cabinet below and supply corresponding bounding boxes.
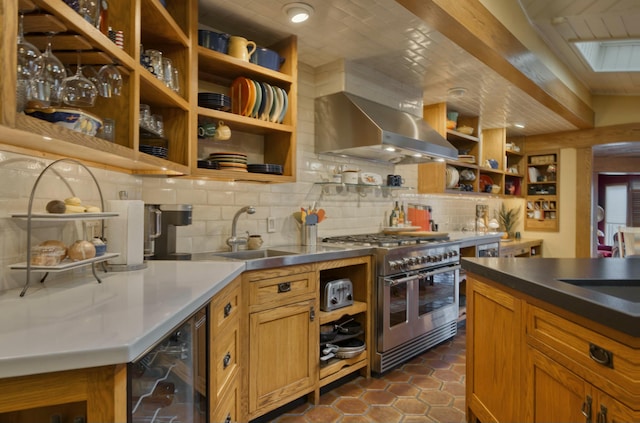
[2,0,193,175]
[525,151,559,231]
[194,35,297,182]
[1,0,299,182]
[419,103,525,196]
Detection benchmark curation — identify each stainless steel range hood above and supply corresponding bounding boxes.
[315,92,458,164]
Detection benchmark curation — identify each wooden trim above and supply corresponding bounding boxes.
[395,0,594,129]
[1,0,18,126]
[576,148,592,258]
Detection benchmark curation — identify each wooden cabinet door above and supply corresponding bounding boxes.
[526,347,589,422]
[594,389,640,423]
[466,276,523,422]
[248,299,317,417]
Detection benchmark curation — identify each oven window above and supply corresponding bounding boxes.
[389,283,408,327]
[418,271,455,316]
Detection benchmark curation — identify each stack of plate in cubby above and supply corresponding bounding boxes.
[207,152,247,172]
[247,163,283,175]
[198,92,231,112]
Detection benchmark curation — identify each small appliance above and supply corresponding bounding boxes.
[321,278,354,311]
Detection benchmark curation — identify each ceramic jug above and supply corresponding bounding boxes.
[228,36,256,62]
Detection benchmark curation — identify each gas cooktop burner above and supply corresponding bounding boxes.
[322,232,449,247]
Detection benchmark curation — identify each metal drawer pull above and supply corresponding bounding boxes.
[224,302,232,317]
[278,282,291,293]
[597,405,607,423]
[581,395,592,422]
[589,343,613,368]
[223,352,231,369]
[224,413,232,423]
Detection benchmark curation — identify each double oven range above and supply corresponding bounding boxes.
[322,233,461,373]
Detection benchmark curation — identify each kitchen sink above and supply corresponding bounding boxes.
[206,249,298,260]
[558,278,640,302]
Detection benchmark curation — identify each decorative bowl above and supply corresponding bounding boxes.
[25,107,103,136]
[457,126,474,135]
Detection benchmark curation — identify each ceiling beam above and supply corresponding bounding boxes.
[396,0,594,129]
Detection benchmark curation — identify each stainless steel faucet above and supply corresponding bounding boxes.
[227,206,256,251]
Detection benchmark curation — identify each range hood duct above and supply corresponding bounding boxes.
[315,92,458,164]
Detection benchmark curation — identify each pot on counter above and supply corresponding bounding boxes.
[342,170,359,184]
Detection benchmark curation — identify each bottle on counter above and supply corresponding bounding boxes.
[398,203,405,226]
[389,202,399,227]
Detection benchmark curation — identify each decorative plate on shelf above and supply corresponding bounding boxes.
[479,174,493,192]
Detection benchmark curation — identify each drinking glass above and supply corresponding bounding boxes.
[145,49,163,80]
[60,54,98,107]
[29,34,67,106]
[162,57,173,89]
[98,64,122,97]
[172,68,180,95]
[16,13,43,111]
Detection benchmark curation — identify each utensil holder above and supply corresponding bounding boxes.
[301,224,317,247]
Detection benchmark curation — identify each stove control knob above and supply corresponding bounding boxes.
[389,260,401,270]
[427,255,435,263]
[409,257,418,265]
[436,254,443,261]
[402,258,412,266]
[451,250,458,257]
[331,297,338,305]
[418,255,427,264]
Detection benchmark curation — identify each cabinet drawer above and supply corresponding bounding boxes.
[526,304,640,398]
[246,266,316,308]
[211,278,241,332]
[211,319,240,402]
[212,377,241,423]
[525,218,557,230]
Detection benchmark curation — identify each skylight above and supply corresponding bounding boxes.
[573,39,640,72]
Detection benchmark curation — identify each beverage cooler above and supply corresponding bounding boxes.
[129,309,207,423]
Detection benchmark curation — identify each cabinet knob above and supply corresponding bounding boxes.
[224,302,232,317]
[278,282,291,293]
[223,352,231,369]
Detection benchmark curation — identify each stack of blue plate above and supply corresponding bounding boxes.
[198,92,231,112]
[247,163,283,175]
[140,145,168,159]
[197,159,221,170]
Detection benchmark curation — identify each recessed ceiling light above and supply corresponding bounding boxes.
[513,123,525,129]
[447,87,467,98]
[283,2,314,23]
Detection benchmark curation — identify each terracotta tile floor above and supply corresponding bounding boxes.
[268,324,466,423]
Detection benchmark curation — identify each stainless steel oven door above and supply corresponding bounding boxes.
[378,264,460,352]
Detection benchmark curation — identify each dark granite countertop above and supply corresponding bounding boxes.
[461,258,640,337]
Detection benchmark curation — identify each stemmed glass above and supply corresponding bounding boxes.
[98,64,123,97]
[16,13,43,111]
[29,33,67,106]
[60,53,98,107]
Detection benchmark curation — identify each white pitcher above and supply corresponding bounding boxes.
[228,36,256,62]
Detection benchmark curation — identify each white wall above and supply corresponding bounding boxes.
[0,63,515,291]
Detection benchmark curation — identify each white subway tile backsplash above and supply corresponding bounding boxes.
[0,61,525,290]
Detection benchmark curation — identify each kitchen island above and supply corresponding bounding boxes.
[462,258,640,423]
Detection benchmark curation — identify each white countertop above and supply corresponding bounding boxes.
[0,260,244,378]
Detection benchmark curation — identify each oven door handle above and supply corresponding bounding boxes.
[384,264,460,286]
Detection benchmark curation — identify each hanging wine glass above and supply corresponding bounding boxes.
[16,12,43,111]
[29,33,67,106]
[98,64,122,97]
[60,53,98,107]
